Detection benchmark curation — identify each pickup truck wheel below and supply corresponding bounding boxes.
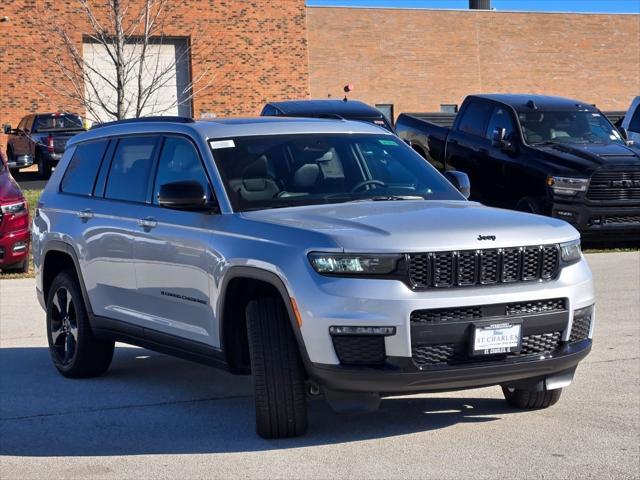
[501,386,562,409]
[46,270,114,378]
[246,296,307,439]
[37,154,52,180]
[516,197,541,214]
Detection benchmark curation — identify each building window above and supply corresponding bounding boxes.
[440,104,459,113]
[375,104,394,126]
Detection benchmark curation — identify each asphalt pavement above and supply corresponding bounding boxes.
[1,252,639,479]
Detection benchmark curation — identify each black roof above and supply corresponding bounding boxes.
[267,99,385,118]
[469,94,598,112]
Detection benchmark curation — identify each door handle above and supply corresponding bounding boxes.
[138,217,157,229]
[77,209,94,220]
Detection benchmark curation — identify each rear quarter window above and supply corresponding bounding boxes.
[60,140,109,196]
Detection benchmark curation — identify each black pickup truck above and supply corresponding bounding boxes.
[396,94,640,239]
[3,113,85,179]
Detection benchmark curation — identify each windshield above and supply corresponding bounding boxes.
[519,110,624,146]
[210,133,463,212]
[34,114,84,132]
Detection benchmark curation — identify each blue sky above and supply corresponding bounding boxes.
[306,0,640,14]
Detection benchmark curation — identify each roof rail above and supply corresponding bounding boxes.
[90,116,194,130]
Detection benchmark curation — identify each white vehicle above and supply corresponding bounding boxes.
[619,96,640,144]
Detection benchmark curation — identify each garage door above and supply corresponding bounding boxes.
[83,39,191,123]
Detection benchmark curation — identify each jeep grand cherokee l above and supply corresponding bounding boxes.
[32,116,595,438]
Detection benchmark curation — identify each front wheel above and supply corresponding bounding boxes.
[46,270,114,378]
[246,296,307,439]
[502,385,562,409]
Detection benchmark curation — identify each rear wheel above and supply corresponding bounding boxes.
[246,296,307,439]
[502,385,562,409]
[37,154,52,180]
[46,270,114,378]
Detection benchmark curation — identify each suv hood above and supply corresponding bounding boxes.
[241,201,578,252]
[533,142,640,175]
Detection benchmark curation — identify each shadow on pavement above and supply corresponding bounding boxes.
[0,346,517,457]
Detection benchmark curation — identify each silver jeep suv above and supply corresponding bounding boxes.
[33,117,595,438]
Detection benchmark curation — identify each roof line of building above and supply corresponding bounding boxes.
[306,5,640,16]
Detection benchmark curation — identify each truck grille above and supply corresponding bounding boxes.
[587,169,640,201]
[602,215,640,225]
[410,298,567,324]
[569,315,591,343]
[412,332,562,368]
[407,245,559,290]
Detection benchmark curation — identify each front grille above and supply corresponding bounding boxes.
[602,215,640,225]
[332,335,386,366]
[412,332,563,368]
[587,169,640,201]
[411,298,567,324]
[407,245,559,290]
[569,315,591,343]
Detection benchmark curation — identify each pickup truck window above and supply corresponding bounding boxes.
[33,114,84,132]
[211,133,463,211]
[629,106,640,133]
[485,107,515,141]
[458,102,493,137]
[519,111,624,145]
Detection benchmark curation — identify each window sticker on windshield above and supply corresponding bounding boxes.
[209,139,235,149]
[379,139,399,146]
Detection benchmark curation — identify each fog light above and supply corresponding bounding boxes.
[329,326,396,336]
[12,241,27,252]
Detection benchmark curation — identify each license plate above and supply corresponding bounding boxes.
[471,322,522,356]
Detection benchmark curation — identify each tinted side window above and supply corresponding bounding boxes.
[105,136,158,203]
[486,107,515,141]
[153,137,211,204]
[17,117,27,131]
[629,105,640,133]
[61,140,109,196]
[261,105,279,116]
[458,102,493,137]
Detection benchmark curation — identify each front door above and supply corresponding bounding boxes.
[132,135,219,346]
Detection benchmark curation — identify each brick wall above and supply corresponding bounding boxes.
[308,7,640,117]
[0,0,309,150]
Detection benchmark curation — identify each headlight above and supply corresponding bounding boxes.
[1,201,27,217]
[546,176,589,195]
[560,239,581,264]
[308,253,401,275]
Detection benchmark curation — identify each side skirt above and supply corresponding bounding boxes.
[90,314,230,370]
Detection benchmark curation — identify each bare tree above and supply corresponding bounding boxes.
[31,0,218,123]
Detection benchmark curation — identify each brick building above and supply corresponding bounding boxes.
[0,1,638,151]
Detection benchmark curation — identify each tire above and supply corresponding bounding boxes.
[516,196,542,214]
[502,385,562,409]
[3,258,29,274]
[37,154,52,180]
[246,296,307,439]
[46,270,114,378]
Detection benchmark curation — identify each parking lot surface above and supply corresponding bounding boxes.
[1,252,639,479]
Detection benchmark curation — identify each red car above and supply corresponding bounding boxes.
[0,151,30,272]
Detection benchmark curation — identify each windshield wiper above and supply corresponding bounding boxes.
[349,195,425,202]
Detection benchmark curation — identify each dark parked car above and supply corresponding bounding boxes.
[261,99,395,132]
[4,113,85,179]
[0,151,30,272]
[396,94,640,239]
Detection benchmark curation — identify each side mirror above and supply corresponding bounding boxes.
[3,124,12,135]
[492,127,513,151]
[158,180,213,211]
[444,170,471,199]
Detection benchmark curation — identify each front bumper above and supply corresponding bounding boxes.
[551,200,640,237]
[7,155,33,170]
[0,228,30,266]
[308,339,591,393]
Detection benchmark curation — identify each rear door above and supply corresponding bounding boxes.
[82,135,161,325]
[132,135,218,346]
[445,101,493,202]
